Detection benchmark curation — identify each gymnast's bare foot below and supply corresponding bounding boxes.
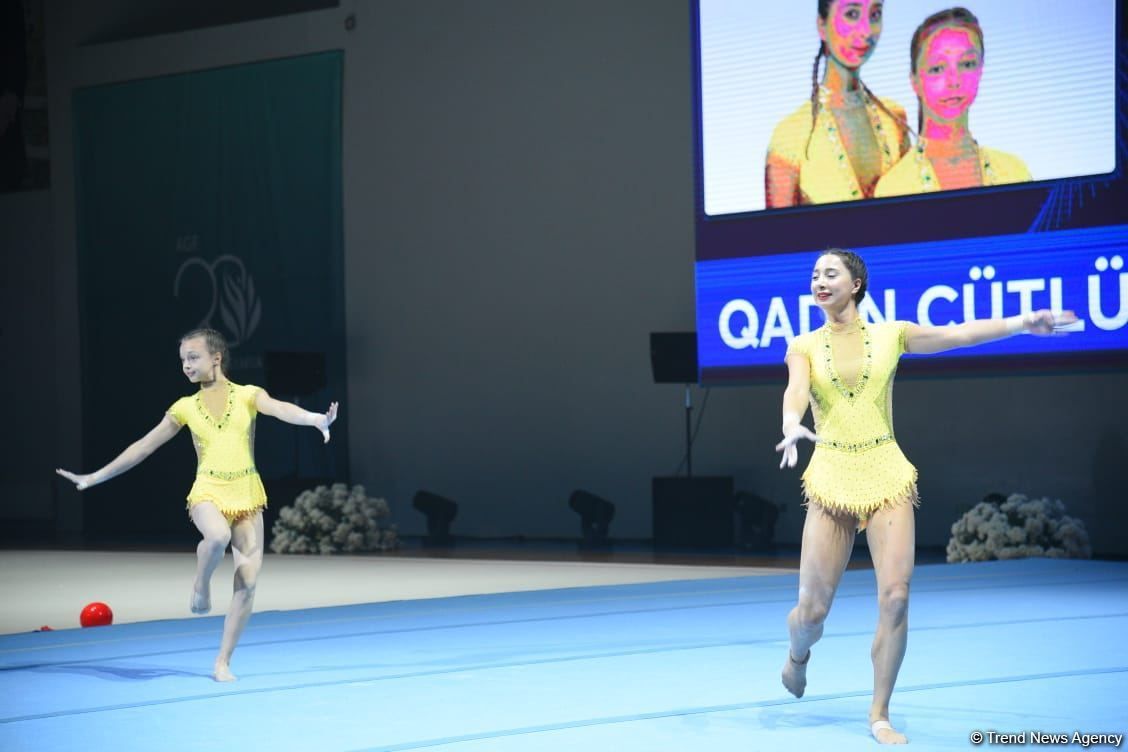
[190,580,211,614]
[213,659,236,682]
[781,649,809,698]
[870,718,908,744]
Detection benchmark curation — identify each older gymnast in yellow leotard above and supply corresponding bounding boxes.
[57,328,338,682]
[774,250,1075,744]
[765,0,911,207]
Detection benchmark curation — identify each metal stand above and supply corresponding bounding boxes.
[684,384,693,477]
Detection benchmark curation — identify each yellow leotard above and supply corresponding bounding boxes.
[785,321,918,529]
[767,93,909,205]
[167,381,268,523]
[873,143,1031,198]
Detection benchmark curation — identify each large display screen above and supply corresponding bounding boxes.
[699,0,1116,215]
[692,0,1127,382]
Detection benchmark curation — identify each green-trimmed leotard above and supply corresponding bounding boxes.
[167,381,267,523]
[785,320,918,529]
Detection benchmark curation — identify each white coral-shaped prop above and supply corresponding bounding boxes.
[947,493,1091,563]
[270,483,399,554]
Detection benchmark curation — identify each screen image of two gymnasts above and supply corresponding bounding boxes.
[765,4,1029,207]
[695,0,1116,215]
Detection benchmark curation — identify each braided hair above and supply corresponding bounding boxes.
[805,0,912,159]
[805,41,826,159]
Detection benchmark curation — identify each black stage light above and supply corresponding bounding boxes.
[568,489,616,550]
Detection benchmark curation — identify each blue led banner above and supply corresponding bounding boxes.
[696,225,1128,370]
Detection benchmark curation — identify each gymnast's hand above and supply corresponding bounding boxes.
[316,401,340,443]
[56,468,95,490]
[1026,309,1079,336]
[775,425,818,469]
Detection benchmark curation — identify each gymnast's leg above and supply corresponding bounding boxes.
[865,500,915,744]
[213,510,264,682]
[189,502,232,615]
[782,503,856,698]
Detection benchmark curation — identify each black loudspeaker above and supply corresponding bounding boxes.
[652,476,735,548]
[264,351,327,397]
[734,491,780,552]
[649,332,698,384]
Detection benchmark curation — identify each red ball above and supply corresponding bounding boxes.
[80,602,113,628]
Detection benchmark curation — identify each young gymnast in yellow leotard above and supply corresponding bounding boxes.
[57,328,338,682]
[765,0,911,207]
[874,8,1031,199]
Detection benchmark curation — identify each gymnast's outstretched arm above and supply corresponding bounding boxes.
[775,349,819,469]
[904,309,1078,355]
[56,416,182,490]
[254,390,339,443]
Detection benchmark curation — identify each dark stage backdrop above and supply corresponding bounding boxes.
[73,51,346,541]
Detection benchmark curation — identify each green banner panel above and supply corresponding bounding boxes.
[74,51,346,540]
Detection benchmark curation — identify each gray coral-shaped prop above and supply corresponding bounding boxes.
[270,483,399,554]
[946,493,1091,563]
